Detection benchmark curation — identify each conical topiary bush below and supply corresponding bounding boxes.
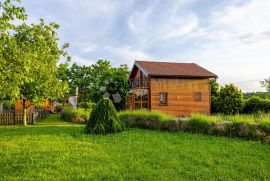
[85,98,124,134]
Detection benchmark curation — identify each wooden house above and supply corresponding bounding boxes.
[127,60,217,117]
[15,99,54,113]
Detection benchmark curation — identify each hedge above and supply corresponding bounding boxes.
[243,96,270,113]
[119,111,270,142]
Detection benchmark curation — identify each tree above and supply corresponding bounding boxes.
[210,79,219,113]
[0,0,69,125]
[85,98,124,134]
[66,60,129,111]
[260,77,270,92]
[99,64,129,111]
[89,60,111,102]
[217,84,243,114]
[68,63,92,106]
[0,0,27,99]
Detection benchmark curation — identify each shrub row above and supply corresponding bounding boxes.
[119,111,270,142]
[243,96,270,113]
[61,107,91,124]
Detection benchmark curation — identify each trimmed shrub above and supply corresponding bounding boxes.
[85,98,124,134]
[61,107,90,124]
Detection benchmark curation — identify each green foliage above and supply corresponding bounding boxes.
[119,110,270,141]
[119,110,171,129]
[61,107,90,124]
[217,84,244,114]
[78,101,95,110]
[260,77,270,92]
[210,79,219,113]
[85,98,124,134]
[68,63,92,104]
[0,0,70,125]
[0,1,69,102]
[62,60,129,111]
[243,96,270,113]
[243,92,270,100]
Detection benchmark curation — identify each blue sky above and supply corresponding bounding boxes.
[21,0,270,92]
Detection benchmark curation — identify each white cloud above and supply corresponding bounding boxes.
[189,0,270,92]
[104,46,152,66]
[72,56,95,66]
[127,1,199,47]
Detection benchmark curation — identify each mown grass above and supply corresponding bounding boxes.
[0,115,270,180]
[35,114,76,125]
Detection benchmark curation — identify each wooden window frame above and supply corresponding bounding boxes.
[159,92,168,106]
[133,89,149,110]
[195,92,202,102]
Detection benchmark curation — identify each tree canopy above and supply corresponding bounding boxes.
[61,60,129,111]
[260,77,270,93]
[217,84,243,114]
[0,0,70,125]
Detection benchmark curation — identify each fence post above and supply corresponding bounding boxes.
[32,112,35,124]
[14,112,16,125]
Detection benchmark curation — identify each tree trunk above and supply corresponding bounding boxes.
[22,98,27,126]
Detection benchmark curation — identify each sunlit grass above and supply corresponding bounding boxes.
[0,115,270,180]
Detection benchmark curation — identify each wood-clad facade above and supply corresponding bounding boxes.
[127,60,217,117]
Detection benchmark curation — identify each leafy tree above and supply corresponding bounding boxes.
[260,77,270,92]
[0,0,69,125]
[66,60,129,111]
[210,79,219,113]
[99,64,129,111]
[89,60,111,102]
[68,63,92,106]
[217,84,244,114]
[0,0,27,99]
[85,98,124,134]
[243,92,270,100]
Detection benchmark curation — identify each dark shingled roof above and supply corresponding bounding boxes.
[133,60,217,78]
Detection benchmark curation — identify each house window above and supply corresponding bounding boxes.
[159,92,168,105]
[134,89,149,110]
[195,92,202,102]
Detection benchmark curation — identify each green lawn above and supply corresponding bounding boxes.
[0,115,270,180]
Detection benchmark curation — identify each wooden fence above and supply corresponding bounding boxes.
[0,109,48,126]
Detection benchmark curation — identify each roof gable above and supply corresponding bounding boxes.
[129,60,217,78]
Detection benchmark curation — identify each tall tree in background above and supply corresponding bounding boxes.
[68,63,92,106]
[217,84,243,114]
[0,0,70,125]
[101,64,129,111]
[260,77,270,93]
[64,60,129,111]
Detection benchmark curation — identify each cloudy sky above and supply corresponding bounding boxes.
[21,0,270,92]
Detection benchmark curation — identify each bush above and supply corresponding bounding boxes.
[85,98,124,134]
[118,110,270,142]
[119,110,171,129]
[61,107,90,124]
[243,96,270,113]
[184,113,221,134]
[217,84,244,114]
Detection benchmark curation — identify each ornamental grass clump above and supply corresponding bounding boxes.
[85,98,124,134]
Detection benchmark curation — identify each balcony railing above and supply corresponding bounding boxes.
[128,78,150,89]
